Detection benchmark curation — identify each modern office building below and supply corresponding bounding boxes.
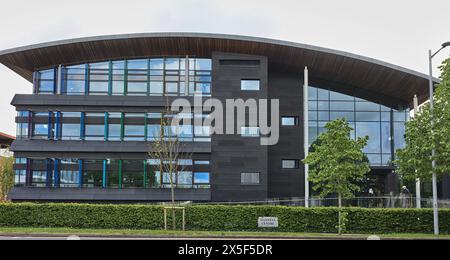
[1,33,448,202]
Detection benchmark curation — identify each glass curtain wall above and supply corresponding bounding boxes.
[15,158,211,189]
[23,111,211,143]
[42,58,212,97]
[308,86,409,166]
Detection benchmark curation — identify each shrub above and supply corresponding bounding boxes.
[0,203,448,234]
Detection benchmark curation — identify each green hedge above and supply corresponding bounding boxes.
[0,203,449,234]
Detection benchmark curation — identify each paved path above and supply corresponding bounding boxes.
[0,235,331,240]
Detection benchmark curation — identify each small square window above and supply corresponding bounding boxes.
[241,80,260,91]
[282,160,300,169]
[241,172,260,185]
[282,117,298,126]
[241,127,260,137]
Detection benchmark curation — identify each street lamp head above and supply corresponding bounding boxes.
[442,41,450,48]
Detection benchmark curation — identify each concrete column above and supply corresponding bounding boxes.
[303,67,310,208]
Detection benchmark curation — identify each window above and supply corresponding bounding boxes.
[33,124,49,139]
[241,80,260,91]
[64,65,86,95]
[107,112,122,141]
[194,160,210,165]
[16,123,29,140]
[112,61,125,96]
[162,172,177,188]
[107,159,121,188]
[124,113,145,141]
[282,160,300,169]
[37,69,55,94]
[147,124,161,141]
[195,83,211,95]
[30,159,47,187]
[60,112,81,140]
[127,82,148,96]
[165,58,180,70]
[62,124,81,140]
[194,125,211,142]
[122,160,144,188]
[195,59,212,70]
[356,122,381,154]
[150,59,164,70]
[85,113,105,141]
[241,172,260,185]
[14,158,27,187]
[31,171,47,187]
[15,170,26,187]
[85,124,105,141]
[83,160,103,188]
[282,117,298,126]
[127,59,148,96]
[165,82,178,95]
[149,81,164,96]
[194,172,210,188]
[177,171,193,188]
[60,159,80,188]
[241,127,260,137]
[178,125,194,141]
[147,159,162,188]
[89,62,109,95]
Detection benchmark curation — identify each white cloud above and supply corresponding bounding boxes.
[0,0,449,135]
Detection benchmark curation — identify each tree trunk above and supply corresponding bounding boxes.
[170,168,176,230]
[338,193,342,235]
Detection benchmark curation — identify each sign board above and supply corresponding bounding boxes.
[258,217,279,228]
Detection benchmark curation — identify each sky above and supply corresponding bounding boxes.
[0,0,449,136]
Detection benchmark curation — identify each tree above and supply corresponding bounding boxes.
[0,156,14,202]
[148,106,192,230]
[395,58,450,182]
[303,118,370,234]
[309,138,372,194]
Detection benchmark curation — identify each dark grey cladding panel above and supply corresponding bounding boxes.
[210,52,269,202]
[268,71,304,198]
[11,95,205,111]
[442,174,450,199]
[9,187,211,202]
[14,151,212,160]
[11,140,211,153]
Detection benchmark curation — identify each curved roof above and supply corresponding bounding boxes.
[0,32,436,107]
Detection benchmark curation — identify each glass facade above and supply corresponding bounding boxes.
[308,86,409,166]
[38,57,212,97]
[16,111,211,143]
[15,158,211,189]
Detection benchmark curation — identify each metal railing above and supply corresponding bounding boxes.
[192,196,450,209]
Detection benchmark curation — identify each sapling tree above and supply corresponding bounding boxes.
[303,118,370,234]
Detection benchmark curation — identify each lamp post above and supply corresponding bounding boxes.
[428,41,450,236]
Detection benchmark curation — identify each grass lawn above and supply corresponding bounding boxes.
[0,227,448,239]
